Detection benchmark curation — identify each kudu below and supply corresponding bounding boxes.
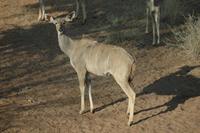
[145,0,160,45]
[38,0,86,24]
[45,12,136,126]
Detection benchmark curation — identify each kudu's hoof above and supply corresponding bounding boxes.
[79,110,84,115]
[127,121,133,126]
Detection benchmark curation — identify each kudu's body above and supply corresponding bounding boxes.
[45,12,136,126]
[146,0,160,45]
[38,0,86,23]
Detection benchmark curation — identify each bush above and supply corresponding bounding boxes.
[165,15,200,59]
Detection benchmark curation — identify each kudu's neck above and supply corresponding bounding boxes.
[57,29,75,58]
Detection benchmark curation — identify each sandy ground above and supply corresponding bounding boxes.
[0,0,200,132]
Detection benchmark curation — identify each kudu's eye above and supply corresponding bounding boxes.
[62,21,66,25]
[54,22,57,25]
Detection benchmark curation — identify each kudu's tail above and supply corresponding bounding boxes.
[128,61,136,85]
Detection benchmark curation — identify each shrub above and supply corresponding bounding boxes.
[165,15,200,59]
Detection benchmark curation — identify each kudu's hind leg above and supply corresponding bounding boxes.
[126,98,131,115]
[155,10,160,44]
[38,0,45,21]
[75,0,80,19]
[75,0,87,24]
[115,78,135,126]
[81,0,87,24]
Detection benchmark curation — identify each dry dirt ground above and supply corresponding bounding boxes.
[0,0,200,133]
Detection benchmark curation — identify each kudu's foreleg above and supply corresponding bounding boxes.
[146,8,149,33]
[78,72,94,115]
[78,72,86,115]
[85,73,94,113]
[151,11,156,45]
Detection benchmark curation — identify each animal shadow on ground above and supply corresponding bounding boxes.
[134,65,200,124]
[92,98,127,113]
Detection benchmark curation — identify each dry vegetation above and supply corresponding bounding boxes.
[160,0,200,59]
[165,15,200,58]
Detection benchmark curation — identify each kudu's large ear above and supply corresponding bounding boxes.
[65,11,76,22]
[45,14,55,23]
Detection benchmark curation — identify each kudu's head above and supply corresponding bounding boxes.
[45,11,76,35]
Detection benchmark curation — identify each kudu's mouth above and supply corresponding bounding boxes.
[58,28,64,35]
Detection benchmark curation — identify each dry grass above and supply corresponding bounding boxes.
[107,13,129,25]
[164,15,200,59]
[161,0,200,24]
[105,0,144,44]
[161,0,185,24]
[105,29,141,45]
[106,0,144,25]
